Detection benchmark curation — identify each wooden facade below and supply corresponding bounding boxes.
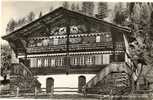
[2,7,131,75]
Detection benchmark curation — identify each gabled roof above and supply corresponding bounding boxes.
[2,7,131,40]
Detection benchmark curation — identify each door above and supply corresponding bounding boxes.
[46,77,54,93]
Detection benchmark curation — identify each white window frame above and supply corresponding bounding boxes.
[86,56,93,65]
[44,58,48,67]
[54,38,58,45]
[51,58,55,66]
[96,36,101,42]
[37,59,41,67]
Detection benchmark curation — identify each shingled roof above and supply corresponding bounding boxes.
[2,7,131,40]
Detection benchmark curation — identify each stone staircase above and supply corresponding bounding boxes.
[10,63,41,93]
[86,62,131,95]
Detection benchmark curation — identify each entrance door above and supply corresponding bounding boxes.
[46,77,54,93]
[78,76,86,93]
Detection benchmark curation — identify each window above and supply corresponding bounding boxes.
[48,39,54,46]
[59,38,66,44]
[30,58,34,68]
[42,39,49,46]
[56,57,63,66]
[44,58,48,67]
[79,56,85,65]
[51,58,55,66]
[37,42,42,46]
[54,38,58,45]
[105,33,112,42]
[96,36,101,42]
[95,55,102,65]
[103,54,110,64]
[72,57,77,65]
[30,58,37,68]
[86,56,93,65]
[37,59,42,67]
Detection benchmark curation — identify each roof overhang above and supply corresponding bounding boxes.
[2,7,131,41]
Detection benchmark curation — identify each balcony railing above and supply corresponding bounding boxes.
[26,42,114,53]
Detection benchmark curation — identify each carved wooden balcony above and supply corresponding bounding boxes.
[26,42,114,54]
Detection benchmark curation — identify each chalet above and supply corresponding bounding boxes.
[2,7,132,94]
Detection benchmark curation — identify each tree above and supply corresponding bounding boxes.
[82,2,94,16]
[110,2,153,93]
[62,1,69,9]
[124,2,153,92]
[6,19,17,33]
[17,17,27,27]
[71,3,76,11]
[113,3,128,25]
[49,6,53,12]
[75,3,80,12]
[27,11,35,22]
[1,45,11,84]
[71,3,80,13]
[39,11,42,18]
[96,2,108,19]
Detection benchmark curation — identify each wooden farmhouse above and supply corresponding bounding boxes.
[2,7,143,94]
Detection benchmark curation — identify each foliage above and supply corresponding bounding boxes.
[71,3,75,11]
[70,3,80,12]
[17,17,27,26]
[128,3,153,69]
[96,2,108,19]
[113,3,129,25]
[6,11,36,33]
[6,19,17,33]
[62,1,69,9]
[49,6,53,12]
[1,45,11,83]
[39,11,42,18]
[27,11,35,22]
[82,2,94,16]
[111,2,153,92]
[124,3,153,91]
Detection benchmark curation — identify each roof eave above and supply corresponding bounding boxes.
[2,7,131,40]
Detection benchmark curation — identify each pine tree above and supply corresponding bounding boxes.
[62,1,69,9]
[39,11,42,18]
[27,11,35,22]
[82,2,94,16]
[71,3,76,11]
[6,19,17,33]
[96,2,108,19]
[1,45,11,84]
[125,2,153,92]
[76,4,80,11]
[17,17,26,27]
[49,6,53,12]
[113,3,128,25]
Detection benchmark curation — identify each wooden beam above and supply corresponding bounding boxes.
[65,13,71,74]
